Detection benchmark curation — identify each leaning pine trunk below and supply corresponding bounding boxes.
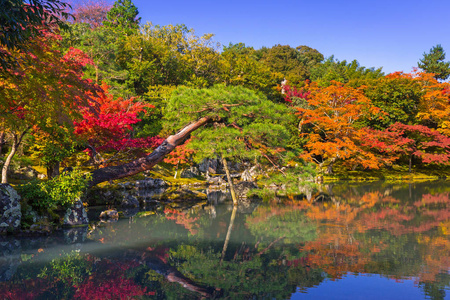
[89,117,210,186]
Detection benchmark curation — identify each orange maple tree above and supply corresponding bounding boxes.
[293,81,382,173]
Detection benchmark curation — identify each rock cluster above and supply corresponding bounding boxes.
[0,184,22,234]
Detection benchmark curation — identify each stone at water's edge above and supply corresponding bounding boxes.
[99,209,119,220]
[63,199,89,227]
[234,181,258,199]
[0,184,22,234]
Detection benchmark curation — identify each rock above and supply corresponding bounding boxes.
[0,184,22,234]
[207,176,225,185]
[99,209,119,220]
[136,178,168,188]
[234,181,258,199]
[9,166,39,180]
[63,199,89,227]
[180,166,200,178]
[198,158,221,174]
[240,165,260,182]
[29,224,52,234]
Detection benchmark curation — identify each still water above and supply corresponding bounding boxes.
[0,181,449,299]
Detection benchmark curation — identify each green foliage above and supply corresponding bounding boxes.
[18,168,91,212]
[164,85,292,163]
[418,44,450,81]
[311,56,384,86]
[253,164,317,198]
[220,43,283,101]
[104,0,140,34]
[61,22,132,97]
[246,209,317,244]
[361,75,424,129]
[257,44,323,84]
[38,251,93,284]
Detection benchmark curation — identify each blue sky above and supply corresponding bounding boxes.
[131,0,449,74]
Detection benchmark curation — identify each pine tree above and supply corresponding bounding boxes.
[418,44,450,81]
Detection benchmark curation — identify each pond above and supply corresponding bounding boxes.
[0,181,449,299]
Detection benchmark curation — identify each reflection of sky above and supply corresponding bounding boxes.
[292,273,448,300]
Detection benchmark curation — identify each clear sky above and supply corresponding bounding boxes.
[130,0,450,74]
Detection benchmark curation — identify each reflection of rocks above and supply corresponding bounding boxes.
[121,193,139,208]
[121,208,139,218]
[207,189,231,205]
[63,199,88,227]
[0,238,21,282]
[63,227,88,244]
[0,184,21,234]
[236,202,259,214]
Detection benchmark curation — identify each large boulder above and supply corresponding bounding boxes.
[63,199,89,227]
[0,184,21,234]
[198,158,221,174]
[234,181,258,199]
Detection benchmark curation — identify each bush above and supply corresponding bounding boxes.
[18,168,91,213]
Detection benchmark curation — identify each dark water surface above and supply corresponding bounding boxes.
[0,181,449,299]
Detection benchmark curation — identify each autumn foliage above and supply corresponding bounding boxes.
[294,81,382,173]
[74,83,163,161]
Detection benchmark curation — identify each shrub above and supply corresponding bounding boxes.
[18,168,91,213]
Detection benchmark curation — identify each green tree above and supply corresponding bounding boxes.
[104,0,140,34]
[418,44,450,81]
[257,44,323,85]
[361,72,424,129]
[61,22,132,97]
[311,56,384,86]
[219,43,284,101]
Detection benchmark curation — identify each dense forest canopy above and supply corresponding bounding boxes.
[0,0,450,187]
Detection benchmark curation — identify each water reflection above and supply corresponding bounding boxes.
[0,182,449,299]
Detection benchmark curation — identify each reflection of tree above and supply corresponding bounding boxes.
[2,183,449,298]
[246,205,317,244]
[168,244,324,299]
[294,184,450,296]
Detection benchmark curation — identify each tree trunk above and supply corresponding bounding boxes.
[0,131,5,156]
[222,156,238,206]
[1,139,17,184]
[47,161,60,179]
[409,154,413,173]
[1,130,28,183]
[89,117,210,186]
